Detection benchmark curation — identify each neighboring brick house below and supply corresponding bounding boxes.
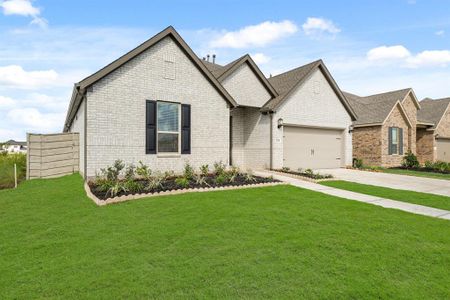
[417,97,450,163]
[64,26,357,178]
[344,89,420,167]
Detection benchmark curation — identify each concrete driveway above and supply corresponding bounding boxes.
[316,168,450,197]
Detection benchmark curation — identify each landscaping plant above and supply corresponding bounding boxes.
[0,152,26,189]
[401,151,420,168]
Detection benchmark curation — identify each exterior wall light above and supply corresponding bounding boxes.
[277,118,284,128]
[348,124,354,133]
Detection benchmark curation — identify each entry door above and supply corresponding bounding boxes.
[437,138,450,162]
[283,126,343,169]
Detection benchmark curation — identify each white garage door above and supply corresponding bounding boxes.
[283,126,343,170]
[437,138,450,162]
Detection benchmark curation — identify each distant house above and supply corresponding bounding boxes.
[345,89,450,166]
[1,140,27,154]
[64,26,356,178]
[417,97,450,163]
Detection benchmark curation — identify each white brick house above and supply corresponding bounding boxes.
[64,26,356,178]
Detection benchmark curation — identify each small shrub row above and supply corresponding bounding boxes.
[89,160,278,200]
[273,167,333,180]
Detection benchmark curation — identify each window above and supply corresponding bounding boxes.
[389,127,403,155]
[157,102,179,153]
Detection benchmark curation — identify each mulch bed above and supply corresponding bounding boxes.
[89,174,279,200]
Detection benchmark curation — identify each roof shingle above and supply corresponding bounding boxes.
[418,97,450,128]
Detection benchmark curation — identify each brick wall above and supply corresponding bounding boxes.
[222,63,271,108]
[84,36,230,177]
[272,69,353,169]
[381,104,409,167]
[401,93,418,153]
[69,99,85,176]
[435,105,450,138]
[416,128,436,163]
[352,126,382,166]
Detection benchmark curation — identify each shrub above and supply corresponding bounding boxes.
[175,177,190,188]
[194,173,209,186]
[305,169,314,176]
[183,162,195,180]
[281,167,290,172]
[214,174,227,185]
[244,169,257,182]
[213,161,226,176]
[146,172,165,191]
[124,164,136,181]
[424,161,434,169]
[136,161,151,179]
[227,166,240,183]
[200,164,209,176]
[100,159,125,182]
[123,179,143,193]
[402,151,420,168]
[353,158,364,169]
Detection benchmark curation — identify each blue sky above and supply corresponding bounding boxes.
[0,0,449,141]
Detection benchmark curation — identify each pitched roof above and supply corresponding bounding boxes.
[418,97,450,129]
[344,88,413,126]
[202,54,278,98]
[263,60,357,120]
[64,26,237,132]
[3,140,26,146]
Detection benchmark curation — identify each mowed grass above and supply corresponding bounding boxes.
[1,174,449,299]
[383,168,450,180]
[321,180,450,211]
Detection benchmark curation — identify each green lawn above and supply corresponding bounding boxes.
[382,168,450,180]
[321,180,450,211]
[1,174,449,299]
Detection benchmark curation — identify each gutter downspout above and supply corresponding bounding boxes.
[269,112,273,170]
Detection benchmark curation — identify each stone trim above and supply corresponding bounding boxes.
[84,181,288,206]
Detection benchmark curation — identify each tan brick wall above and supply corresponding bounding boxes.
[352,126,382,166]
[416,128,436,164]
[381,104,409,167]
[435,105,450,138]
[402,93,418,153]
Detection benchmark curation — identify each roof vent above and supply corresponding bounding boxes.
[206,54,210,62]
[212,54,216,64]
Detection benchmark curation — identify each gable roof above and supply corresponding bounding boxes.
[3,140,26,146]
[64,26,237,132]
[418,97,450,129]
[202,54,278,98]
[263,60,357,120]
[344,88,414,126]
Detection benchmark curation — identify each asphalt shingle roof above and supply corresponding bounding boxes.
[344,88,412,126]
[418,97,450,128]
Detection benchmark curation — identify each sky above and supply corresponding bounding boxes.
[0,0,449,141]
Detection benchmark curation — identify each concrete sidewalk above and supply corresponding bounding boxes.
[316,168,450,197]
[256,171,450,220]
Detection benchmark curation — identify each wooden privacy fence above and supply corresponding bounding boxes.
[27,133,80,179]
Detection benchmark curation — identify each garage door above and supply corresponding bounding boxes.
[283,126,343,169]
[437,138,450,162]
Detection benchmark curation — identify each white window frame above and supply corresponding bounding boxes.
[157,101,181,155]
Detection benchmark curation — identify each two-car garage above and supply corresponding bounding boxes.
[283,126,345,170]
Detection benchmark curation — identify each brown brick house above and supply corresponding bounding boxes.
[344,88,421,167]
[417,97,450,163]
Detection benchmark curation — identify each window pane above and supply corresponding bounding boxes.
[391,128,398,144]
[158,102,179,132]
[158,133,178,153]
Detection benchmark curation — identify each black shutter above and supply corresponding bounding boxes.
[146,100,157,154]
[388,127,393,155]
[181,104,191,154]
[399,128,403,155]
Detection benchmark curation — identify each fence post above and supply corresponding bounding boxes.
[14,163,17,188]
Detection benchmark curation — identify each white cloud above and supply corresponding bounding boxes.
[367,45,450,67]
[435,30,445,36]
[0,0,48,28]
[210,20,298,48]
[0,65,58,89]
[7,108,64,132]
[407,50,450,67]
[0,95,16,109]
[251,53,271,64]
[367,45,411,61]
[302,17,341,37]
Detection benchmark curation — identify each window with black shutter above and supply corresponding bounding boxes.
[181,104,191,154]
[145,100,157,154]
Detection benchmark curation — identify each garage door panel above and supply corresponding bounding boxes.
[283,127,343,169]
[437,139,450,162]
